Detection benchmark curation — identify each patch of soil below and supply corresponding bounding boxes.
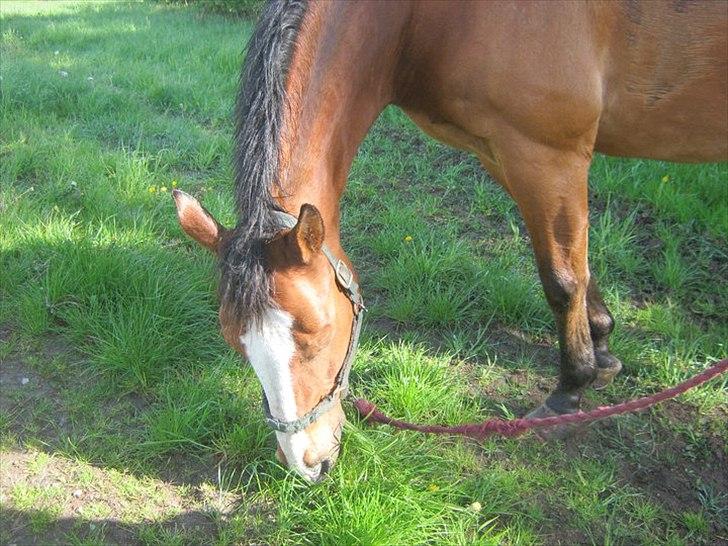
[0,337,72,445]
[0,327,255,545]
[616,402,728,524]
[1,450,247,546]
[519,402,727,544]
[595,403,726,536]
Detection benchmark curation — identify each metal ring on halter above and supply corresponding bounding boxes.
[261,210,365,434]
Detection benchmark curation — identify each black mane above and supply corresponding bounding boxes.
[220,0,308,322]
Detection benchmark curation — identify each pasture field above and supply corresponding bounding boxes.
[1,1,726,544]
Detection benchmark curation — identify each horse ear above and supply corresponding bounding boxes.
[289,203,325,264]
[172,189,226,254]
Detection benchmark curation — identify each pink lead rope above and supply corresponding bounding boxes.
[352,358,728,440]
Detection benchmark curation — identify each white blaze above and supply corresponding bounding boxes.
[240,307,321,480]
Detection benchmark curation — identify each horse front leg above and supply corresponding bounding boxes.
[484,139,600,438]
[530,237,597,423]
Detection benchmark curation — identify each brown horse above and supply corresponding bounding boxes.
[172,0,727,481]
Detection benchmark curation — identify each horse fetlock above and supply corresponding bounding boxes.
[544,390,582,414]
[560,352,598,393]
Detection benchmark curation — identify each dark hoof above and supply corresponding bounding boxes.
[525,403,583,441]
[592,351,623,390]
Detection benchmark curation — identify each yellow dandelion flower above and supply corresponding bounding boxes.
[148,186,156,193]
[427,484,439,492]
[661,175,670,183]
[171,180,178,188]
[160,186,168,192]
[404,235,413,242]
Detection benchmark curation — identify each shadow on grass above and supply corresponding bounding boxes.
[1,232,278,480]
[0,505,233,546]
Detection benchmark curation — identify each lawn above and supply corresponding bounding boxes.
[1,1,726,545]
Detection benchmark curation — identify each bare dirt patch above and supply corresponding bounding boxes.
[0,326,75,446]
[0,329,252,545]
[0,449,221,546]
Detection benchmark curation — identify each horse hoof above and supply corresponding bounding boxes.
[525,403,582,441]
[592,352,623,390]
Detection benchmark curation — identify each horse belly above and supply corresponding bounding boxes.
[595,1,728,162]
[596,79,728,162]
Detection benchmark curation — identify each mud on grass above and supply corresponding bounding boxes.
[2,1,727,545]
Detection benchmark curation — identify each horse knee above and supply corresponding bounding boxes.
[541,268,580,314]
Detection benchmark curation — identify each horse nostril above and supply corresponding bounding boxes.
[319,458,332,476]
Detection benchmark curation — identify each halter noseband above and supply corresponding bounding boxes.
[261,210,365,434]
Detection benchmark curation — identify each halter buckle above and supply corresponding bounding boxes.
[335,259,353,289]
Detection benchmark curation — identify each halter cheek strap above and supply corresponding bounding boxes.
[261,211,365,434]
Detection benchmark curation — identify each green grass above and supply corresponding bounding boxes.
[1,1,727,545]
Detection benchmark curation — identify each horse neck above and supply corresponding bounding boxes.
[274,1,407,249]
